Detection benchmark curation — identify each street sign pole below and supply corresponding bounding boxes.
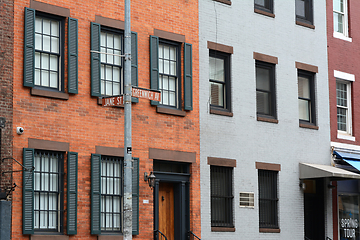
[123,0,132,238]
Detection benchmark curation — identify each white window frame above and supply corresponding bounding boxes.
[335,70,355,141]
[333,0,351,41]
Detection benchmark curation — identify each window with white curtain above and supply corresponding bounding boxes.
[34,151,62,231]
[100,29,123,96]
[34,16,61,90]
[101,156,123,232]
[158,42,179,107]
[337,80,352,135]
[333,0,348,37]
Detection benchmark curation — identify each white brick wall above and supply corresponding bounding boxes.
[199,0,331,239]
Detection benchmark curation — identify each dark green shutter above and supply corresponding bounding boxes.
[23,148,34,235]
[91,23,101,97]
[150,35,159,105]
[67,152,78,235]
[23,8,35,88]
[184,43,193,110]
[131,32,139,103]
[132,158,139,235]
[68,18,78,94]
[91,154,101,235]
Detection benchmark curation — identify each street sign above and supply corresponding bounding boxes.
[102,96,124,107]
[102,87,161,107]
[132,87,161,101]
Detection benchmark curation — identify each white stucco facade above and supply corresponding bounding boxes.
[199,1,331,239]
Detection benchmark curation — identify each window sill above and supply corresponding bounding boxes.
[210,108,233,117]
[299,122,319,130]
[211,227,235,232]
[31,235,69,240]
[254,8,275,18]
[31,88,69,100]
[296,21,315,29]
[337,132,355,142]
[257,116,278,124]
[213,0,231,5]
[259,228,281,233]
[98,235,123,240]
[156,106,186,117]
[333,32,352,42]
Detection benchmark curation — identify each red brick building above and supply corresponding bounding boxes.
[11,0,200,239]
[327,0,360,239]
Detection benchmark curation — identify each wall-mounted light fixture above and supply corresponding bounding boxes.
[144,172,156,189]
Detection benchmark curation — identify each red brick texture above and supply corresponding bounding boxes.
[12,0,199,239]
[0,0,14,199]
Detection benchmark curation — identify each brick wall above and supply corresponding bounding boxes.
[12,0,199,239]
[0,0,14,200]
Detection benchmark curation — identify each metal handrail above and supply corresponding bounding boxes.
[155,229,168,240]
[188,230,201,240]
[326,237,332,240]
[304,237,311,240]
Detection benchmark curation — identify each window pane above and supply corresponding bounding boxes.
[334,12,344,33]
[299,99,310,121]
[51,21,59,37]
[41,70,49,87]
[43,19,51,35]
[35,69,41,86]
[169,92,176,106]
[106,66,112,80]
[101,33,106,47]
[106,81,112,96]
[164,60,170,74]
[256,67,270,91]
[49,55,58,71]
[43,35,51,52]
[50,72,57,88]
[298,76,310,99]
[41,54,49,70]
[296,0,306,17]
[209,57,224,82]
[257,91,270,115]
[35,17,42,33]
[339,195,359,240]
[337,82,347,107]
[162,91,169,105]
[333,0,344,13]
[51,37,59,54]
[337,107,347,131]
[113,83,120,96]
[255,0,265,6]
[35,34,42,50]
[101,47,106,63]
[210,82,224,107]
[113,67,120,83]
[169,77,176,91]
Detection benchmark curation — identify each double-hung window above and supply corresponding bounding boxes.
[24,7,78,95]
[209,51,231,113]
[254,0,273,14]
[298,70,316,125]
[100,29,123,96]
[256,61,276,119]
[91,20,138,100]
[23,148,78,235]
[149,33,193,112]
[210,166,234,228]
[91,154,139,235]
[258,169,278,229]
[333,0,348,37]
[295,0,313,26]
[337,80,352,135]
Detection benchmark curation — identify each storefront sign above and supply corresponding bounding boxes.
[341,218,358,239]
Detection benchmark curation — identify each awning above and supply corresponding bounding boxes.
[333,150,360,161]
[299,163,360,180]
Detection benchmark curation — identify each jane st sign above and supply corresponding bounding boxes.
[102,87,161,107]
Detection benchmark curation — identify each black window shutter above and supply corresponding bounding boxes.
[149,35,159,105]
[184,43,193,110]
[131,32,139,103]
[67,152,78,235]
[24,8,35,88]
[23,148,34,235]
[132,157,139,235]
[68,18,78,94]
[91,154,101,235]
[91,23,101,97]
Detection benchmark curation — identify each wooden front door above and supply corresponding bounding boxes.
[159,182,174,240]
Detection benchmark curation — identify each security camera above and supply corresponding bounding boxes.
[16,127,24,135]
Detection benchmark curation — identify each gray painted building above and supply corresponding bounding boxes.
[199,1,332,239]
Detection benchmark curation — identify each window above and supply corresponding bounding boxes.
[91,154,139,235]
[258,170,278,229]
[101,156,123,232]
[22,148,78,235]
[100,29,123,96]
[255,0,273,14]
[298,70,316,125]
[158,42,180,107]
[256,61,276,118]
[34,151,63,231]
[34,16,62,90]
[149,34,193,111]
[210,166,233,228]
[295,0,313,25]
[337,80,352,135]
[24,7,78,95]
[333,0,348,37]
[209,51,231,113]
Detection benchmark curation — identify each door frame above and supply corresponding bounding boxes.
[153,172,190,240]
